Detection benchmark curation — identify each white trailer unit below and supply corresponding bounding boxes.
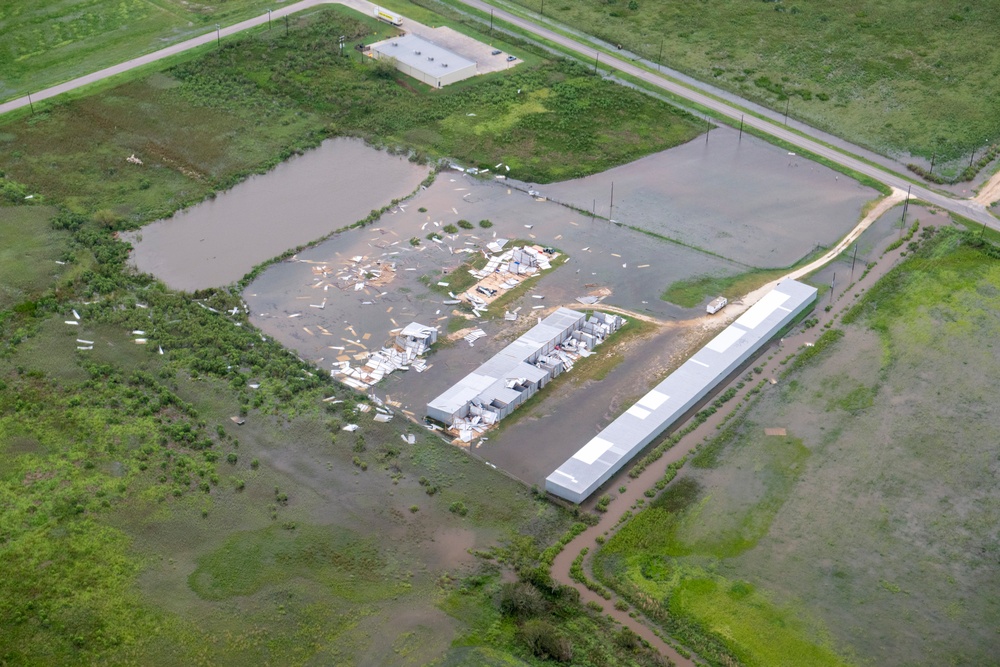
[373,6,403,26]
[707,296,728,314]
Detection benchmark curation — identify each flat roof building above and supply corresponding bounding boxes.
[369,34,477,88]
[427,308,623,435]
[546,280,817,503]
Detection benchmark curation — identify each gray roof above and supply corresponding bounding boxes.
[427,308,585,420]
[546,280,818,503]
[370,34,476,79]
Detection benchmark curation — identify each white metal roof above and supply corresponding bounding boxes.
[370,34,476,79]
[427,308,585,420]
[546,280,818,503]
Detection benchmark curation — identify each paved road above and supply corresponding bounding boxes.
[1,0,995,228]
[0,0,374,116]
[452,0,997,229]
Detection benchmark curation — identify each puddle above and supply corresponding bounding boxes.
[542,128,877,268]
[123,138,430,291]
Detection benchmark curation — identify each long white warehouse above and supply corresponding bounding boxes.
[546,279,817,503]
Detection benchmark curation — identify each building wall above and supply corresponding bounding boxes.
[546,282,816,503]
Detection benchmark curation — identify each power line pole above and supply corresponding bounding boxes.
[490,9,494,39]
[705,116,710,144]
[657,38,663,73]
[738,114,744,143]
[216,24,221,47]
[899,184,911,239]
[267,9,272,30]
[850,244,858,282]
[609,182,614,222]
[27,92,34,115]
[595,51,600,73]
[783,98,789,125]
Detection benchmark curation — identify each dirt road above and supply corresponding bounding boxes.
[547,189,908,665]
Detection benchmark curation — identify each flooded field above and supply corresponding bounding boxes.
[542,128,877,268]
[241,133,877,486]
[123,138,430,291]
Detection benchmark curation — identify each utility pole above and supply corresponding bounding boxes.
[27,92,34,115]
[267,9,272,30]
[657,38,663,73]
[595,51,600,73]
[609,181,615,222]
[705,116,710,144]
[540,0,544,16]
[285,15,289,36]
[783,98,789,125]
[738,114,744,143]
[899,184,911,239]
[216,24,221,47]
[970,148,977,168]
[929,152,936,174]
[850,244,858,282]
[592,199,596,221]
[830,272,836,304]
[490,9,494,40]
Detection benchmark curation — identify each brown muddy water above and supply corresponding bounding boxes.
[122,138,430,291]
[541,127,877,268]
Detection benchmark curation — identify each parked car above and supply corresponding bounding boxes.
[491,49,502,56]
[506,55,516,62]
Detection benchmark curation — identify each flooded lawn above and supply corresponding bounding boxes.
[541,128,877,268]
[123,138,430,291]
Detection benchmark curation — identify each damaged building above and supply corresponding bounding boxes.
[546,280,818,503]
[426,308,623,439]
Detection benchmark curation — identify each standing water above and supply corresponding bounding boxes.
[123,138,430,291]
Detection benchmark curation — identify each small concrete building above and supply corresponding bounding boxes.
[369,34,477,88]
[546,280,817,503]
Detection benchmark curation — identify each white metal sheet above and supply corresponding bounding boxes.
[573,436,615,465]
[638,390,670,411]
[705,326,744,353]
[735,290,791,330]
[626,405,651,420]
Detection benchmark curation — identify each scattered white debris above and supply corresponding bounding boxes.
[76,339,94,345]
[72,309,80,320]
[126,153,143,165]
[374,413,393,423]
[464,329,487,346]
[342,424,360,432]
[65,321,79,326]
[401,433,416,445]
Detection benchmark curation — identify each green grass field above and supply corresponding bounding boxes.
[0,0,283,103]
[0,7,701,224]
[595,228,1000,666]
[0,205,68,309]
[0,6,713,664]
[508,0,1000,163]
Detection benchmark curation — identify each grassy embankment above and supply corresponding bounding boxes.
[0,0,283,103]
[507,0,1000,171]
[0,6,709,665]
[593,227,1000,666]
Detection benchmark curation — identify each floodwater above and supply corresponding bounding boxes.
[123,138,430,291]
[542,127,877,268]
[243,170,741,414]
[236,131,876,486]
